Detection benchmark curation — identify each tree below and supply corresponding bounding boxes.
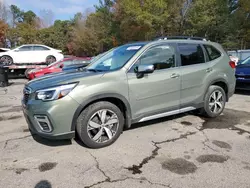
[23,10,37,25]
[114,0,169,42]
[10,5,24,26]
[0,0,8,22]
[39,9,54,28]
[185,0,230,42]
[0,20,8,47]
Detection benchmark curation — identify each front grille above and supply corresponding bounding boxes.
[236,82,250,89]
[235,74,250,79]
[23,86,32,104]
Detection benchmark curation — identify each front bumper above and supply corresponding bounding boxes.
[235,79,250,90]
[22,95,80,140]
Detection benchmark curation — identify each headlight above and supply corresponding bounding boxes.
[35,83,77,101]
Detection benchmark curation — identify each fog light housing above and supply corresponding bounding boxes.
[34,115,52,132]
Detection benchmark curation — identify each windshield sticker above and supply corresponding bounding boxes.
[126,46,142,50]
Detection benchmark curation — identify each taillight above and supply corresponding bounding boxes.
[229,61,236,69]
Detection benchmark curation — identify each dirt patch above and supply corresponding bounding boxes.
[212,140,232,150]
[243,166,250,170]
[0,105,11,108]
[201,109,250,130]
[181,121,192,126]
[34,180,52,188]
[184,155,191,160]
[15,168,29,174]
[38,162,57,172]
[8,115,22,120]
[161,158,197,175]
[23,128,29,132]
[196,154,229,163]
[242,161,250,165]
[1,106,22,113]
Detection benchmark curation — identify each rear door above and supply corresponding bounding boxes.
[33,46,51,63]
[178,43,211,108]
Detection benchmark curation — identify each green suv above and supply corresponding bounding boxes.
[22,37,236,148]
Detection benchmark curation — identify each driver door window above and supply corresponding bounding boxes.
[131,44,176,72]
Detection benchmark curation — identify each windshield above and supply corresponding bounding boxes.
[87,44,144,71]
[240,57,250,65]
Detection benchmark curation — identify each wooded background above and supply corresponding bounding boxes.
[0,0,250,56]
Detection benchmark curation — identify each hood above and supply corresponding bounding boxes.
[26,69,104,91]
[0,48,10,52]
[236,64,250,75]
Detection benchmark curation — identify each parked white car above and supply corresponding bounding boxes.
[0,44,64,65]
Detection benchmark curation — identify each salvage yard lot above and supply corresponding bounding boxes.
[0,79,250,188]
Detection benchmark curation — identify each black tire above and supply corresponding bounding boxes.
[45,55,56,64]
[0,55,13,65]
[200,85,226,118]
[76,101,124,148]
[24,68,33,79]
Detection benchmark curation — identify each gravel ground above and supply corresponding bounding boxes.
[0,79,250,188]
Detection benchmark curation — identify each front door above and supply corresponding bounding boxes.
[13,45,33,63]
[127,43,181,120]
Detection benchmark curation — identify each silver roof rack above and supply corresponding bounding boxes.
[155,36,208,41]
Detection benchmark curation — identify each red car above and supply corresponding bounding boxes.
[28,57,91,80]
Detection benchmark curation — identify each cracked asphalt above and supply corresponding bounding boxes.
[1,79,250,188]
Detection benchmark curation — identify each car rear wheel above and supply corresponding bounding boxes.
[76,101,124,148]
[200,85,226,118]
[45,56,56,65]
[0,56,13,65]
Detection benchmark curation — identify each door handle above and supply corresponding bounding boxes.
[170,73,180,78]
[206,68,213,73]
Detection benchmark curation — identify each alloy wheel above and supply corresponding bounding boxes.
[87,109,119,143]
[208,90,224,114]
[1,56,12,65]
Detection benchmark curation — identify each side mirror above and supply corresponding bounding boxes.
[135,64,154,74]
[134,64,154,78]
[14,49,19,52]
[59,64,64,68]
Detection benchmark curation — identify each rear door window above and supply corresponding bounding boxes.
[178,43,205,66]
[204,45,221,61]
[33,46,50,51]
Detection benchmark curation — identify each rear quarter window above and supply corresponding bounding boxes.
[204,45,221,61]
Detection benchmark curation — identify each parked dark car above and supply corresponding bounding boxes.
[235,57,250,90]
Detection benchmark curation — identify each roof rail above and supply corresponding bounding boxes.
[155,36,208,41]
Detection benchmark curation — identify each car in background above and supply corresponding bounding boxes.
[0,44,64,65]
[28,57,91,80]
[235,56,250,90]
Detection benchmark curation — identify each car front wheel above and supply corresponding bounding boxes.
[0,56,13,65]
[76,101,124,148]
